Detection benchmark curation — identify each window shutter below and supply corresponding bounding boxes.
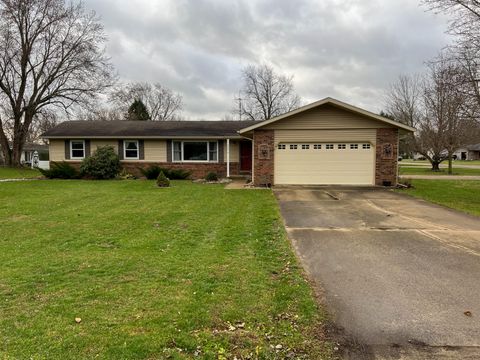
[118,140,124,160]
[85,140,91,157]
[166,140,172,162]
[218,140,224,162]
[64,140,70,160]
[139,140,144,160]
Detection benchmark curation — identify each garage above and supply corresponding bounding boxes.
[274,142,375,185]
[238,97,415,187]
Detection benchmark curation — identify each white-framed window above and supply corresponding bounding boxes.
[289,144,298,150]
[124,140,139,159]
[172,141,218,162]
[301,144,310,150]
[362,143,371,149]
[326,144,334,150]
[70,140,85,159]
[314,144,322,150]
[350,144,359,149]
[338,144,346,149]
[277,144,286,150]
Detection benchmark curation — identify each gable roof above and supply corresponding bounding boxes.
[42,120,258,139]
[238,97,416,133]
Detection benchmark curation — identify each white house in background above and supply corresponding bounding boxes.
[0,143,50,169]
[453,144,480,161]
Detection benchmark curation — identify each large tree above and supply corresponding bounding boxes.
[126,99,150,121]
[110,82,183,121]
[0,0,114,166]
[235,64,301,121]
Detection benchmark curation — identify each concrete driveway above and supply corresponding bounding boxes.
[274,187,480,359]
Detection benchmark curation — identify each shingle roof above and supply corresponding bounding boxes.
[467,143,480,151]
[42,120,258,138]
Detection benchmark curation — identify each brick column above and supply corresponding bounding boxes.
[253,130,274,187]
[375,128,399,186]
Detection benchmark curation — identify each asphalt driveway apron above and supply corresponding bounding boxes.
[274,187,480,359]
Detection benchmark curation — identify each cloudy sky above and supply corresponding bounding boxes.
[84,0,452,119]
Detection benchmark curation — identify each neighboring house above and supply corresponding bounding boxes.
[42,97,414,186]
[453,144,480,161]
[0,143,50,169]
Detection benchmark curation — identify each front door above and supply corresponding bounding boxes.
[240,141,252,172]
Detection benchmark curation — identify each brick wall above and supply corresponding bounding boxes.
[253,130,275,187]
[375,128,399,186]
[53,161,241,179]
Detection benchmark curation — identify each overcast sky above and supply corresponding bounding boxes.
[84,0,451,120]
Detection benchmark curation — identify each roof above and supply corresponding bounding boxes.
[42,120,258,139]
[23,143,48,151]
[238,97,416,133]
[467,143,480,151]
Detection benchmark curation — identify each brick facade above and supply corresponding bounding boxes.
[253,129,275,187]
[56,161,241,179]
[375,128,399,186]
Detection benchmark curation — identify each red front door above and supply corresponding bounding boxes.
[240,141,252,172]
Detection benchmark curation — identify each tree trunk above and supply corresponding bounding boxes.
[431,161,441,171]
[448,154,453,175]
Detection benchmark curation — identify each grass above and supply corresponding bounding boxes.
[0,180,333,359]
[399,166,480,176]
[396,180,480,216]
[400,160,480,166]
[0,166,41,179]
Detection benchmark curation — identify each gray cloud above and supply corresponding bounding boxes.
[85,0,451,119]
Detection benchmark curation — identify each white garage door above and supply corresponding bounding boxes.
[275,142,375,185]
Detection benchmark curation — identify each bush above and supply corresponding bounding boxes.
[38,162,78,179]
[140,165,190,180]
[118,168,136,180]
[156,171,170,187]
[205,172,218,182]
[80,146,120,179]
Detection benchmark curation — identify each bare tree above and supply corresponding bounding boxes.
[236,64,301,121]
[110,82,183,121]
[0,0,114,166]
[385,57,474,173]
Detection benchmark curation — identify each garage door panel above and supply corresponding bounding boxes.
[275,143,375,185]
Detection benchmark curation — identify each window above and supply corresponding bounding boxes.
[172,141,218,162]
[301,144,310,150]
[362,143,371,149]
[124,140,139,159]
[338,144,346,149]
[70,140,85,159]
[289,144,298,150]
[326,144,334,150]
[277,144,286,150]
[350,144,358,149]
[314,144,322,150]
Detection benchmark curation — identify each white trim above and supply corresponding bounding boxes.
[123,140,139,160]
[70,140,85,160]
[171,140,219,163]
[226,138,230,177]
[238,97,416,134]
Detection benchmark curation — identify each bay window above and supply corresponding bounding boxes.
[172,141,218,162]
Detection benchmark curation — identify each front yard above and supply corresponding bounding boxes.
[399,166,480,176]
[397,180,480,217]
[0,166,40,179]
[0,180,333,359]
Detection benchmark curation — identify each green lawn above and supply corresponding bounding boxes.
[399,166,480,176]
[0,166,41,179]
[397,180,480,216]
[0,180,333,359]
[400,160,480,166]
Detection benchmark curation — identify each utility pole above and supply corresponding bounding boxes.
[234,92,243,121]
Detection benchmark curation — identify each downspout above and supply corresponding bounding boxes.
[226,138,230,178]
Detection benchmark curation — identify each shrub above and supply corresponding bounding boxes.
[156,171,170,187]
[38,162,78,179]
[205,172,218,182]
[118,168,136,180]
[80,146,120,179]
[140,165,190,180]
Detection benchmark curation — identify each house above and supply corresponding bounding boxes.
[42,97,414,186]
[453,144,480,161]
[0,143,50,169]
